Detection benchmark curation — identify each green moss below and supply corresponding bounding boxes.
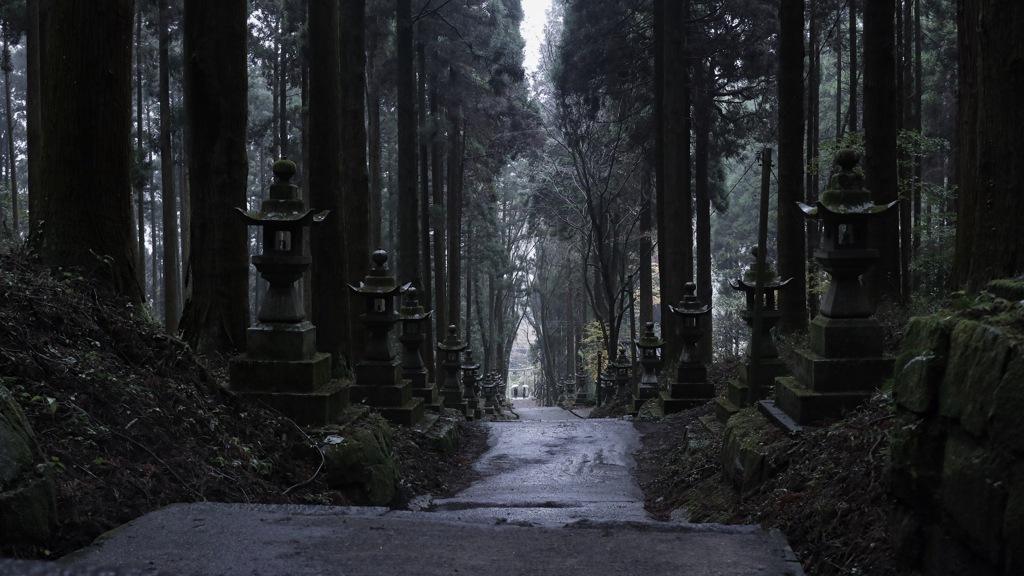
[320,413,400,506]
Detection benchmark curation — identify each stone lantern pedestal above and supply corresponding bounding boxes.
[631,322,663,413]
[662,282,714,414]
[716,250,791,421]
[437,325,471,418]
[348,251,424,426]
[229,159,348,425]
[462,349,482,421]
[398,288,442,412]
[771,150,896,425]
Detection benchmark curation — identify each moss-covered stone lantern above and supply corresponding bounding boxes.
[228,158,346,425]
[798,148,897,319]
[661,282,714,414]
[631,322,663,412]
[770,149,896,425]
[398,287,439,408]
[437,325,469,417]
[238,158,328,324]
[347,250,423,426]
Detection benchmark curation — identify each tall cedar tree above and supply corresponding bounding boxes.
[308,0,349,372]
[953,0,1024,286]
[660,0,692,363]
[34,0,143,306]
[776,0,806,332]
[396,0,420,286]
[863,0,900,304]
[159,0,180,334]
[179,0,250,354]
[341,0,371,365]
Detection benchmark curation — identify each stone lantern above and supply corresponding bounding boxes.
[398,287,440,409]
[437,325,469,417]
[462,348,482,420]
[229,158,346,425]
[613,345,632,397]
[717,249,791,416]
[730,248,791,360]
[661,282,714,414]
[632,322,663,412]
[575,358,589,404]
[348,250,423,426]
[798,148,897,319]
[769,149,896,425]
[238,158,328,325]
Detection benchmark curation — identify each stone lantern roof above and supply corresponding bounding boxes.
[237,158,328,226]
[798,148,896,218]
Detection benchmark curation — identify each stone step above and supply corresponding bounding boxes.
[658,390,708,415]
[714,396,741,423]
[377,396,425,427]
[793,349,894,393]
[229,380,350,425]
[774,376,873,425]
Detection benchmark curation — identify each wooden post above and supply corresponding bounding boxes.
[747,148,772,406]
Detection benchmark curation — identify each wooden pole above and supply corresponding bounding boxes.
[748,148,772,406]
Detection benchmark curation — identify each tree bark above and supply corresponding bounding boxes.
[952,0,1024,287]
[849,0,858,133]
[34,0,142,305]
[341,0,370,367]
[179,0,250,353]
[863,0,901,305]
[159,0,179,334]
[26,0,45,240]
[660,0,693,362]
[694,60,713,362]
[777,0,807,333]
[308,0,350,372]
[396,0,420,286]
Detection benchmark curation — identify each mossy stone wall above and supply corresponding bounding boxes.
[888,282,1024,574]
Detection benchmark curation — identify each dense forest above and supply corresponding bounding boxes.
[0,0,1019,403]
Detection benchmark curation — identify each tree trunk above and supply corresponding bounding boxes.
[341,0,369,366]
[159,0,179,335]
[3,38,18,236]
[430,78,447,340]
[416,43,436,378]
[34,0,142,305]
[806,0,821,317]
[849,0,858,133]
[777,0,807,333]
[26,0,45,240]
[307,0,349,373]
[952,0,1024,287]
[694,60,713,362]
[660,0,693,362]
[396,0,420,286]
[446,66,464,330]
[179,0,250,353]
[863,0,901,305]
[134,5,146,296]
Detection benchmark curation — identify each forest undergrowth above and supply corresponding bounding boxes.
[0,249,486,559]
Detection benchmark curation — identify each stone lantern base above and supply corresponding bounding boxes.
[229,322,350,425]
[771,315,894,425]
[715,357,789,422]
[350,359,425,427]
[659,363,715,414]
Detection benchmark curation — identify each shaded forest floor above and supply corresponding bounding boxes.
[633,341,911,576]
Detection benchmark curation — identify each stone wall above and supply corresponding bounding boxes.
[888,281,1024,575]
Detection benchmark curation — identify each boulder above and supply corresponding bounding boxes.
[0,384,57,546]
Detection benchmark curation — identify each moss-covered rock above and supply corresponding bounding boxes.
[990,348,1024,455]
[886,412,947,507]
[720,408,789,494]
[939,429,1011,564]
[939,321,1013,436]
[320,413,401,506]
[892,315,956,414]
[0,384,57,545]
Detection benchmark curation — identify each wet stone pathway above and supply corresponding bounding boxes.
[15,401,805,575]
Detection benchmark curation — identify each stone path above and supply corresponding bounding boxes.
[5,402,804,575]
